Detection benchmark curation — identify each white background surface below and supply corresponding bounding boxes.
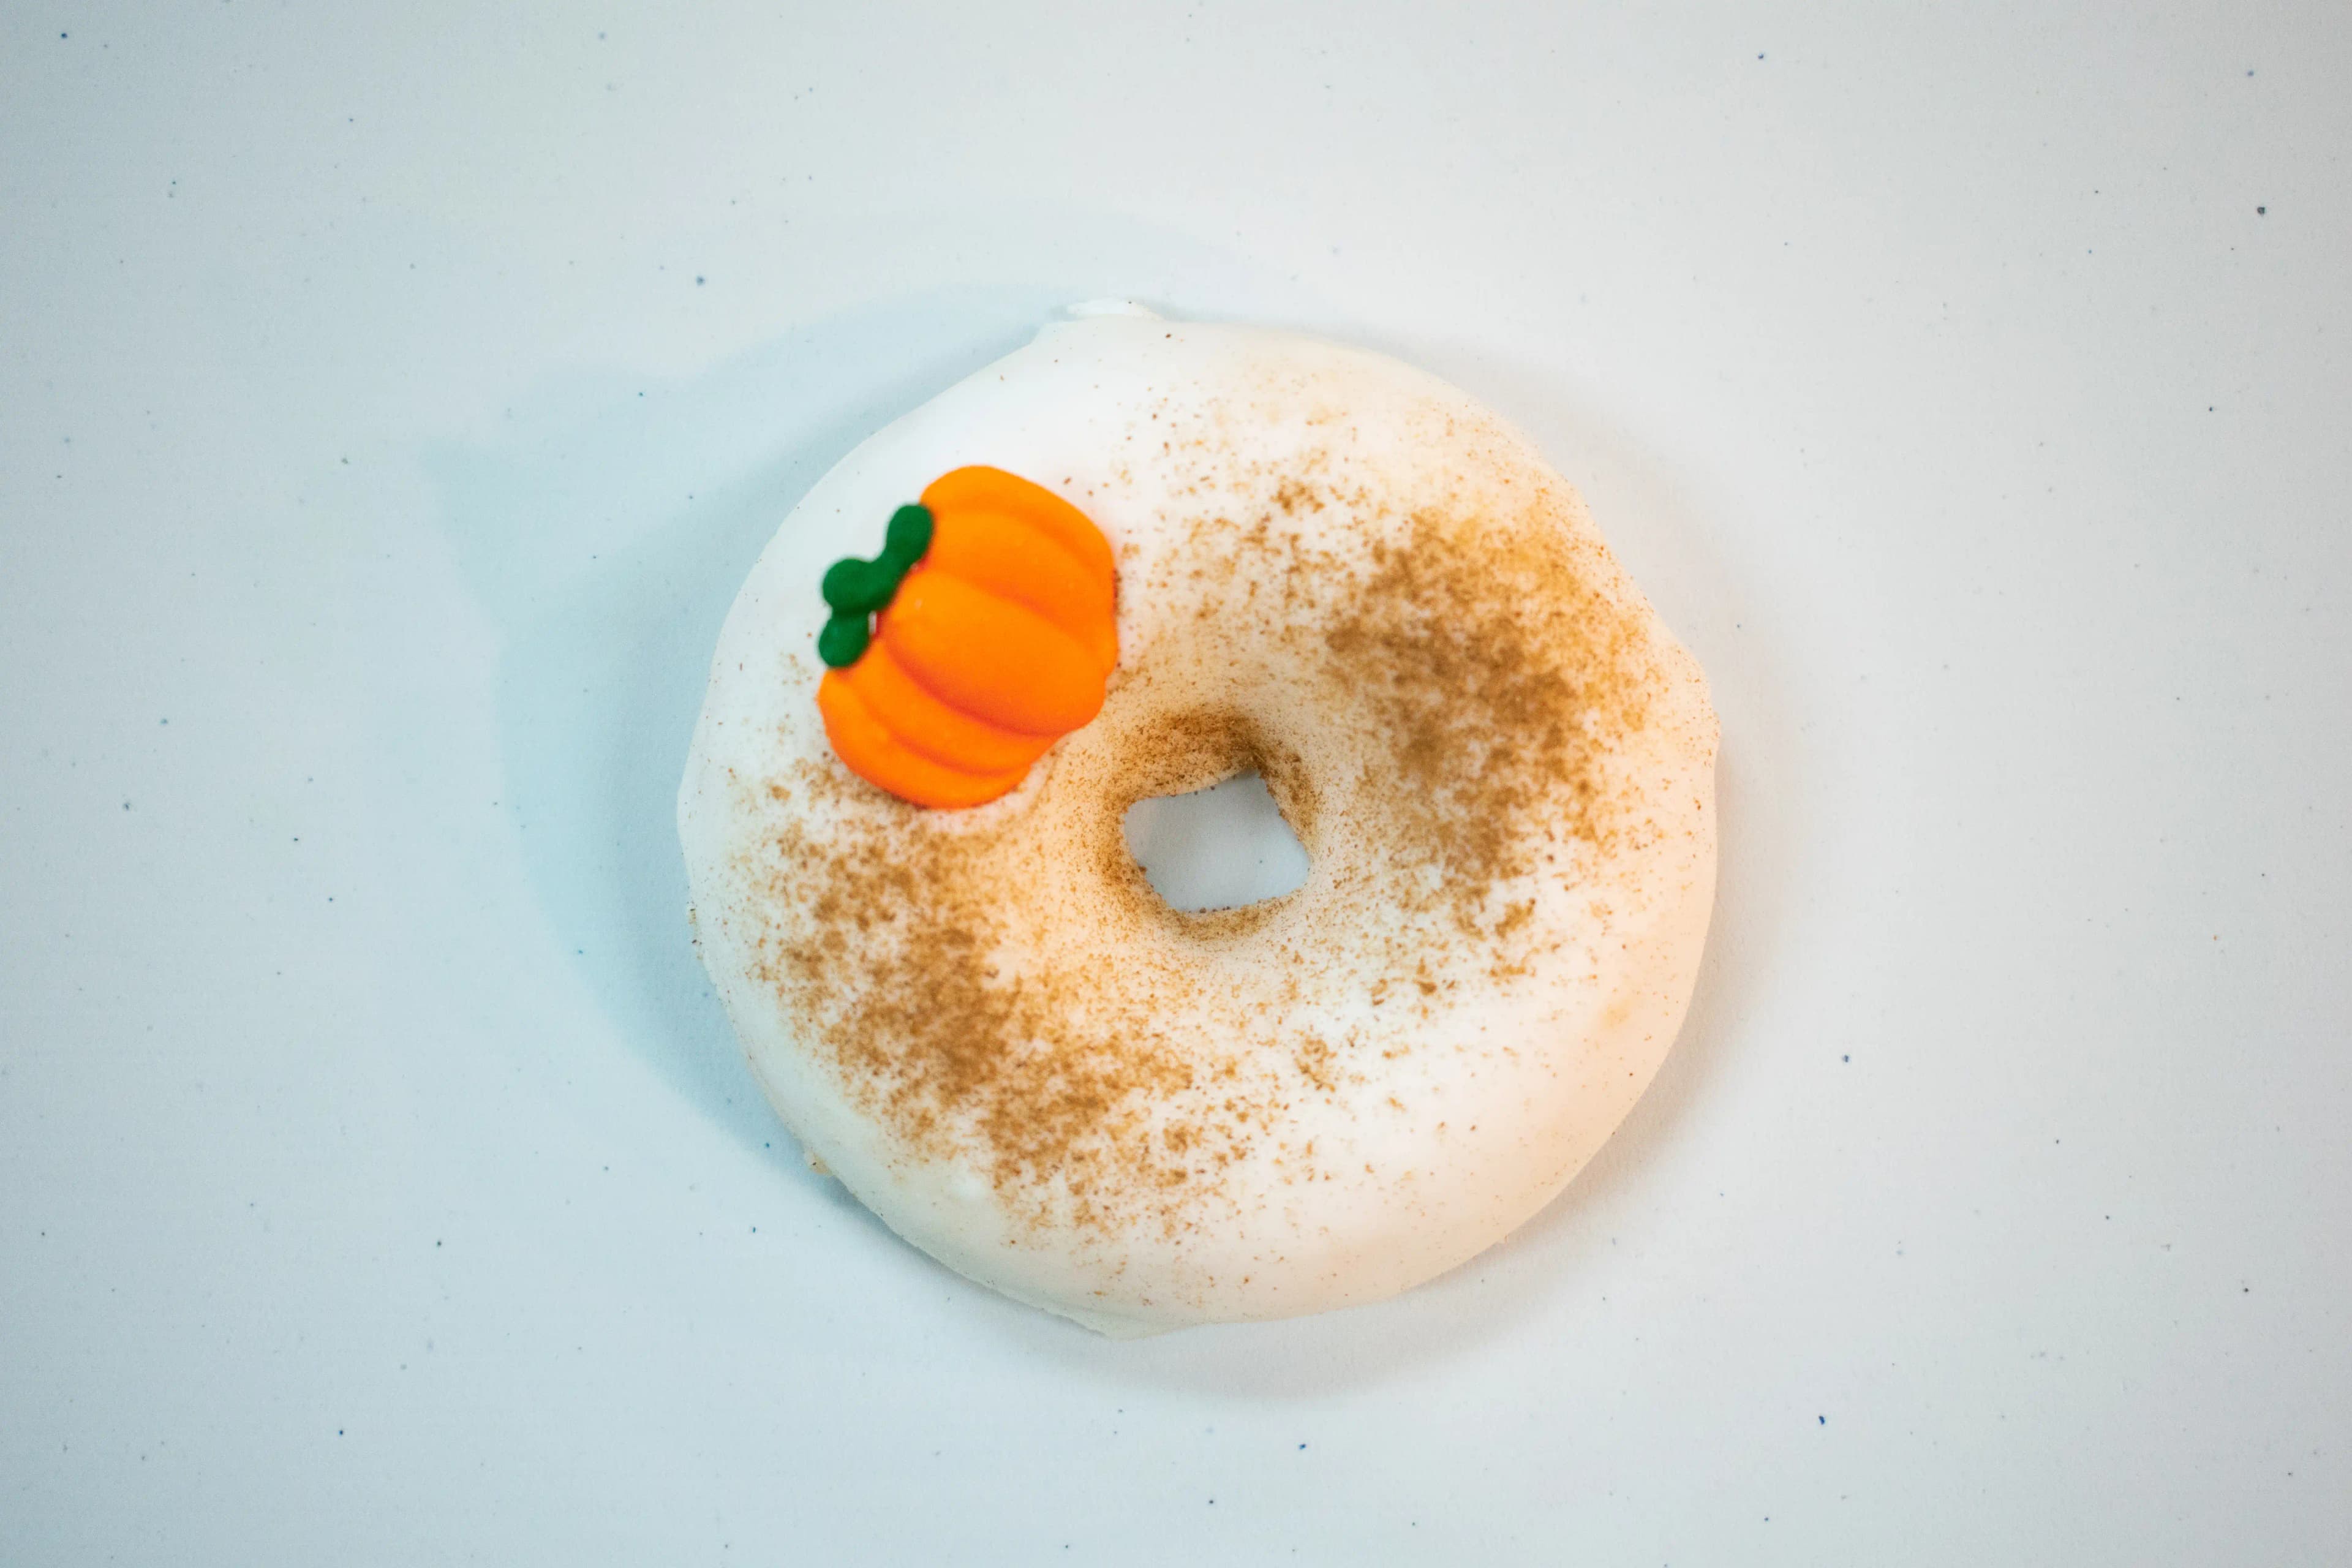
[4,4,2346,1563]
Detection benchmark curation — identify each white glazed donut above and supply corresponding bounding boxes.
[678,309,1718,1336]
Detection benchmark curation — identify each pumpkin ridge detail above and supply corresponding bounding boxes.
[815,673,1030,809]
[839,638,1058,772]
[881,572,1106,736]
[923,510,1118,674]
[919,466,1115,589]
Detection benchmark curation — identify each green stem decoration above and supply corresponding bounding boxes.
[818,503,934,668]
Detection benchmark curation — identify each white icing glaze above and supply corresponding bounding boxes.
[679,312,1718,1335]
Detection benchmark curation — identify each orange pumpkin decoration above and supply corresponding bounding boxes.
[816,466,1118,809]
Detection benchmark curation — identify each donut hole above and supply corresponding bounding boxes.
[1122,770,1310,914]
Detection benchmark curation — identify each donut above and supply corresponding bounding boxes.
[678,308,1718,1336]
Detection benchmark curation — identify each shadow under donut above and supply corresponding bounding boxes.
[424,286,1084,1205]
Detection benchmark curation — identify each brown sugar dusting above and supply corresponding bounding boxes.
[749,793,1220,1236]
[1319,502,1657,932]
